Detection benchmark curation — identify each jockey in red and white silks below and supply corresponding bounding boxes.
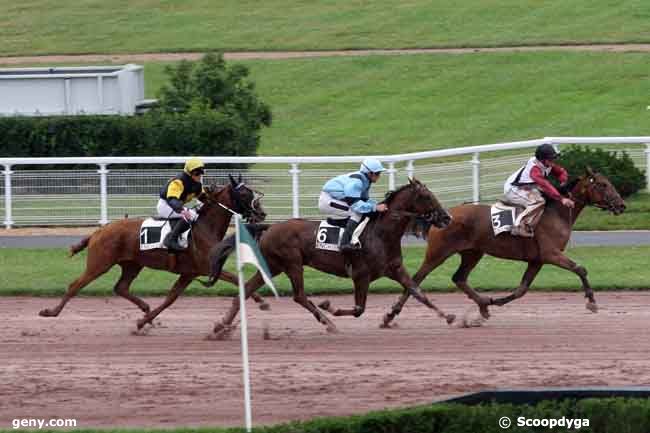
[503,144,573,237]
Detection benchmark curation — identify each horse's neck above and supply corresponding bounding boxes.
[372,211,411,242]
[192,192,233,247]
[547,184,588,228]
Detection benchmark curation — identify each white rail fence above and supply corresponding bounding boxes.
[1,137,648,228]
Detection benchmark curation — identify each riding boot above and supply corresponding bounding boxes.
[339,219,361,253]
[163,219,191,251]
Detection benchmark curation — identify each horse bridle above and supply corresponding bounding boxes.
[570,176,618,212]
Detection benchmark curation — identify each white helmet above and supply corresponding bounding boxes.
[360,158,386,174]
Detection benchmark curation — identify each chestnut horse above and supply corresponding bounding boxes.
[381,168,626,327]
[39,175,267,330]
[206,178,455,336]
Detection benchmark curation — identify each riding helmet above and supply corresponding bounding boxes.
[360,158,386,174]
[184,157,206,175]
[535,144,559,161]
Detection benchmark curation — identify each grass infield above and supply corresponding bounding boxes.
[1,245,648,297]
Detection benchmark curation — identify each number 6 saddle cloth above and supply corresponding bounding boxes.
[315,218,370,251]
[490,201,526,236]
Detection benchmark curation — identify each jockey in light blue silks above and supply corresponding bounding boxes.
[319,158,389,251]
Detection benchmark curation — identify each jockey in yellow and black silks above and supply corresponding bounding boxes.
[157,157,205,251]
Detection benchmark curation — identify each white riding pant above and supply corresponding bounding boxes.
[156,199,198,222]
[318,191,362,222]
[503,186,545,226]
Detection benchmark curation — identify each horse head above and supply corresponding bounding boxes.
[198,175,266,222]
[571,167,626,215]
[383,178,451,231]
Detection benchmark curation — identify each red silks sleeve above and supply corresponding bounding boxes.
[530,165,562,201]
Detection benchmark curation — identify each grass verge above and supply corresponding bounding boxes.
[1,245,648,297]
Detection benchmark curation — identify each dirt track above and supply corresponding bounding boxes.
[2,292,650,428]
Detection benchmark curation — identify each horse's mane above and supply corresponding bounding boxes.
[383,182,414,205]
[380,181,431,238]
[558,177,581,195]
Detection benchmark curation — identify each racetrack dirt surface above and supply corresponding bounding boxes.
[2,292,650,428]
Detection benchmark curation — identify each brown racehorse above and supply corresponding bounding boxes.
[381,168,626,327]
[39,175,267,330]
[206,178,455,336]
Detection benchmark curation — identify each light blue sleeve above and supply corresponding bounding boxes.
[350,199,377,214]
[342,178,364,198]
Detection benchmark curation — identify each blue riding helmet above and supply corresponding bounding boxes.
[360,158,386,174]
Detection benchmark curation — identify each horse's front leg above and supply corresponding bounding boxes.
[384,262,455,326]
[136,274,194,330]
[319,275,369,318]
[545,251,597,312]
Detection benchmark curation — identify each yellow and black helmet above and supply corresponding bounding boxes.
[184,157,205,175]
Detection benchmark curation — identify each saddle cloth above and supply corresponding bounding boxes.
[315,218,369,252]
[490,201,524,236]
[139,218,191,251]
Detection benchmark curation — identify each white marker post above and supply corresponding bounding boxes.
[235,213,253,432]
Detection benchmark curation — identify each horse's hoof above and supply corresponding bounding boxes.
[318,300,331,311]
[445,314,456,325]
[380,321,398,329]
[479,306,491,320]
[131,324,152,336]
[141,304,151,314]
[259,302,271,311]
[136,318,149,330]
[586,301,598,313]
[38,309,54,317]
[205,332,231,341]
[206,326,233,341]
[326,324,339,334]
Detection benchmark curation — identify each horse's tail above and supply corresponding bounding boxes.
[69,235,91,257]
[205,223,271,287]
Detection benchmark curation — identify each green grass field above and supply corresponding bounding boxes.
[1,245,648,297]
[140,52,650,156]
[2,1,650,56]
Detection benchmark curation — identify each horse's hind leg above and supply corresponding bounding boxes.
[381,262,455,328]
[216,273,264,327]
[136,274,194,329]
[288,266,338,333]
[113,263,149,313]
[452,250,492,319]
[39,251,114,317]
[218,270,270,310]
[492,262,543,306]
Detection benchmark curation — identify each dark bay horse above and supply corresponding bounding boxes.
[381,168,626,327]
[39,175,267,330]
[206,178,455,336]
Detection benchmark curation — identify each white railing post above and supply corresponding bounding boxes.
[3,164,13,229]
[646,143,650,191]
[471,152,480,204]
[406,160,414,179]
[387,162,396,190]
[98,164,109,225]
[289,163,301,218]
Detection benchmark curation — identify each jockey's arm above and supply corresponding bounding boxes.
[165,179,185,212]
[350,199,377,214]
[530,165,562,201]
[343,178,377,213]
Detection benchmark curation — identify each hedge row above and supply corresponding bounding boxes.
[7,398,650,433]
[558,145,646,197]
[0,111,258,163]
